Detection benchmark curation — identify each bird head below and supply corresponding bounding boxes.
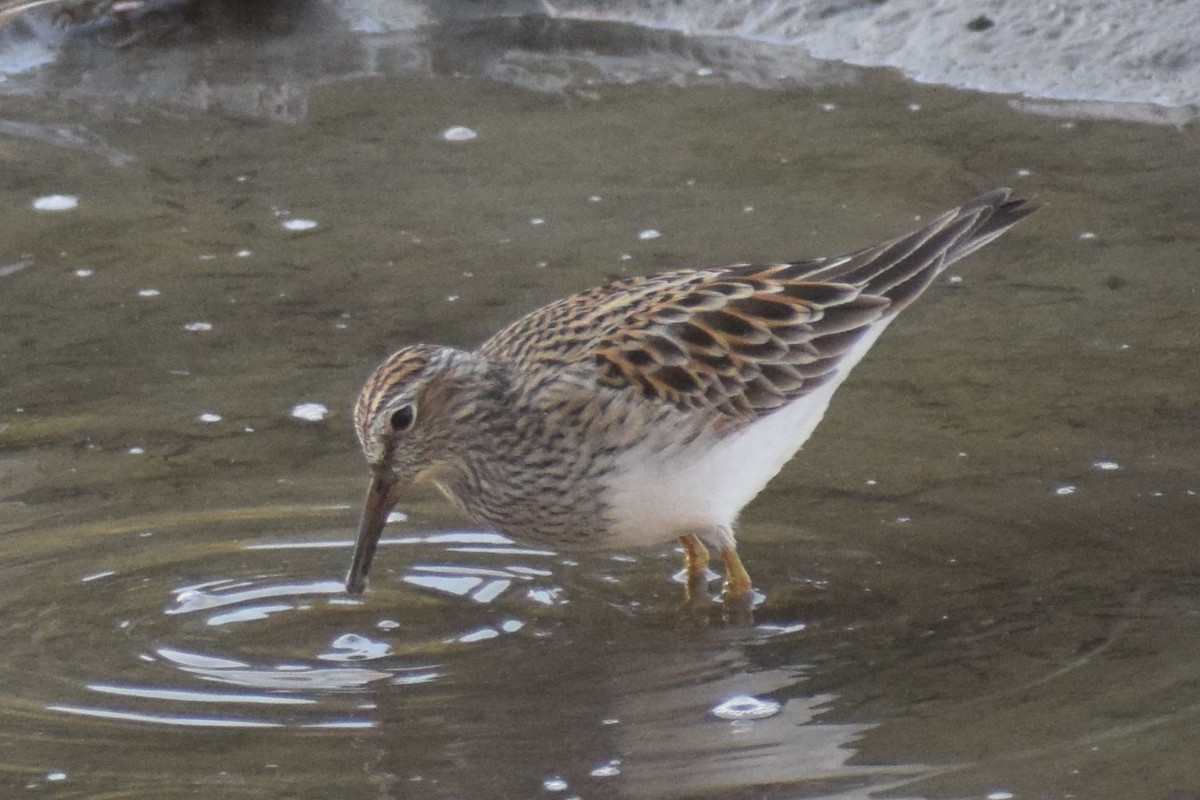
[345,344,473,594]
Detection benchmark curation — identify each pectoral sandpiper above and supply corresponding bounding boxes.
[345,189,1034,599]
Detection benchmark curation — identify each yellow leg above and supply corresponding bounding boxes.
[677,534,710,573]
[677,534,711,607]
[719,547,753,599]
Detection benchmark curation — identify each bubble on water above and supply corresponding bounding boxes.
[1093,460,1119,470]
[637,229,661,241]
[589,760,620,778]
[530,217,545,225]
[183,322,212,332]
[1079,231,1097,240]
[947,274,964,284]
[281,218,318,232]
[386,510,408,523]
[1055,485,1077,496]
[1016,167,1033,177]
[321,633,391,661]
[695,66,714,76]
[819,102,837,111]
[73,268,93,277]
[33,194,78,211]
[441,126,477,141]
[907,102,922,111]
[588,195,602,202]
[376,619,400,630]
[710,694,781,721]
[138,288,160,297]
[45,770,67,782]
[527,587,567,606]
[235,249,252,258]
[986,792,1015,800]
[290,402,328,422]
[127,447,145,455]
[542,775,569,792]
[197,412,222,423]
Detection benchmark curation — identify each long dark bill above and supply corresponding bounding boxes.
[345,471,397,595]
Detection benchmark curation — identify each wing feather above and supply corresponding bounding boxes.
[478,189,1034,425]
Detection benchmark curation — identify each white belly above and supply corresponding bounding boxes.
[602,320,895,547]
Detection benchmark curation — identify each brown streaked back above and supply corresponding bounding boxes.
[478,189,1034,423]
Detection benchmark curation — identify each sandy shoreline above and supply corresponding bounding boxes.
[530,0,1200,120]
[2,0,1196,124]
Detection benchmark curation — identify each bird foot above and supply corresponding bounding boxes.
[677,534,711,573]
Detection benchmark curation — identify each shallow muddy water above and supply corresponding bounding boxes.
[1,11,1199,800]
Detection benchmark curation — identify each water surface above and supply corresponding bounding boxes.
[1,12,1199,799]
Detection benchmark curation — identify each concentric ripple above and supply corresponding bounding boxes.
[0,505,571,735]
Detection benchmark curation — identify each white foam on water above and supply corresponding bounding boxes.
[33,194,78,211]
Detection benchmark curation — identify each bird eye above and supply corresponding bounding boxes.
[389,404,415,433]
